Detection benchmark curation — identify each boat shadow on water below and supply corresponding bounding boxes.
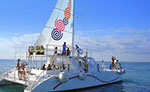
[61,81,125,92]
[0,80,125,92]
[0,80,26,92]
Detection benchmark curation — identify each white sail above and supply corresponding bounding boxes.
[35,0,74,50]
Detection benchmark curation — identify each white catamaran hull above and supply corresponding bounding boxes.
[31,71,121,92]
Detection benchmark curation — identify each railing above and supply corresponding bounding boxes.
[0,68,15,80]
[0,66,12,74]
[0,66,31,85]
[45,44,93,57]
[14,45,94,61]
[25,70,47,91]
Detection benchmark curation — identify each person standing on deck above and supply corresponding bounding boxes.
[83,56,88,73]
[111,56,116,70]
[21,61,27,81]
[62,42,67,55]
[75,45,82,59]
[66,47,71,56]
[115,60,122,69]
[16,59,21,78]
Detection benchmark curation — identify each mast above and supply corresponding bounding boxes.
[72,0,75,56]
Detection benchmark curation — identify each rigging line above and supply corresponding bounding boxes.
[84,0,104,60]
[82,0,93,55]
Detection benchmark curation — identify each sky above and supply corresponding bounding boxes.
[0,0,150,62]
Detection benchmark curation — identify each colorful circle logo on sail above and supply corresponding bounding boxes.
[55,19,65,32]
[63,17,69,26]
[51,29,63,41]
[64,7,71,20]
[51,0,72,41]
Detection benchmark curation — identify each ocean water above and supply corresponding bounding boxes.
[0,60,150,92]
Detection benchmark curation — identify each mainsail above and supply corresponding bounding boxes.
[35,0,74,50]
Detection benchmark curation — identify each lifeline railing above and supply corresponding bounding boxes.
[0,68,15,80]
[24,64,72,91]
[25,70,47,91]
[14,45,93,61]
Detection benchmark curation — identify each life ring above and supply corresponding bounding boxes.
[59,71,69,83]
[79,72,86,80]
[117,69,125,74]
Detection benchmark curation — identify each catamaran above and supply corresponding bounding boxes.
[0,0,125,92]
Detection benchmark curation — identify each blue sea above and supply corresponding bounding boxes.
[0,60,150,92]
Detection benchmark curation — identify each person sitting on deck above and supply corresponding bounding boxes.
[28,46,34,56]
[47,64,52,70]
[114,60,118,69]
[62,62,66,70]
[115,60,122,69]
[109,64,112,70]
[41,64,46,70]
[66,47,71,56]
[35,46,41,55]
[28,48,32,56]
[53,64,59,70]
[111,61,115,70]
[62,42,67,55]
[54,47,58,55]
[118,63,122,69]
[40,45,45,55]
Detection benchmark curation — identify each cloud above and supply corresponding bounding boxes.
[0,33,39,59]
[0,29,150,62]
[110,28,150,34]
[0,38,6,41]
[11,33,40,47]
[75,32,150,62]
